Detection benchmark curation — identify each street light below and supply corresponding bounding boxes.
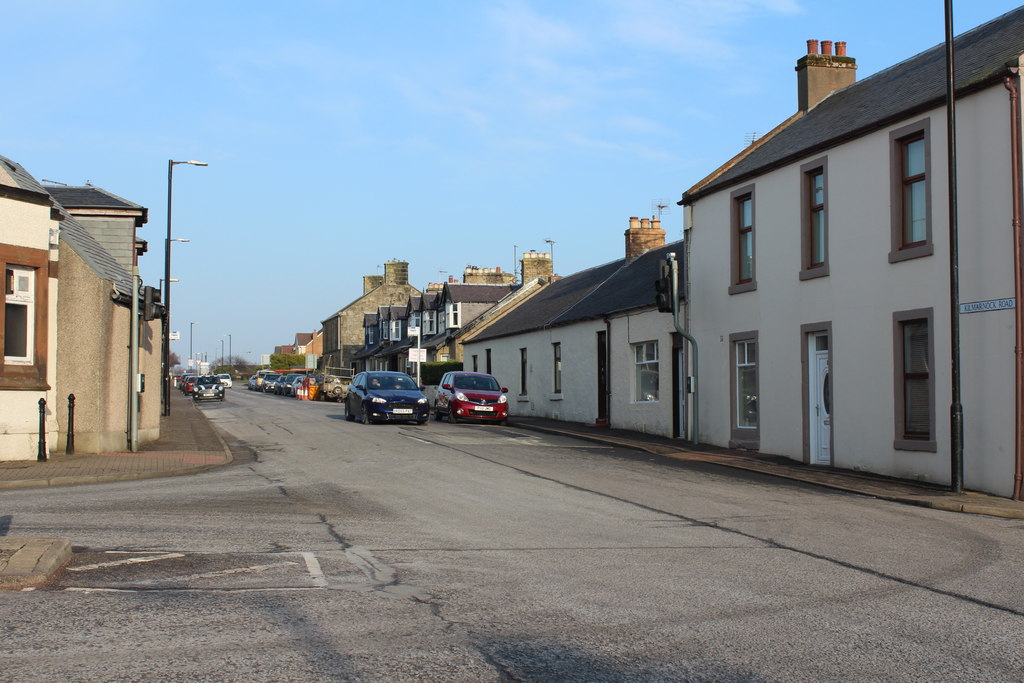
[163,159,207,416]
[159,278,180,300]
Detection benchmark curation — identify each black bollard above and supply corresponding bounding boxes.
[37,397,47,462]
[66,394,76,455]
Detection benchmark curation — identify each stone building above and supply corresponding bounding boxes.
[320,260,421,373]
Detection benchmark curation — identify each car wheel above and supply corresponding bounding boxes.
[416,418,427,425]
[361,409,371,425]
[498,419,507,426]
[448,408,457,424]
[345,406,354,422]
[434,407,443,421]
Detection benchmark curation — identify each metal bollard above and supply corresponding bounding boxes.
[37,398,47,462]
[66,394,76,455]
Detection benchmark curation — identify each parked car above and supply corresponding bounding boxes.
[192,375,226,402]
[180,375,198,395]
[345,371,429,425]
[281,374,305,396]
[261,374,285,393]
[247,374,259,391]
[434,371,509,425]
[253,369,279,391]
[216,373,233,388]
[275,373,300,395]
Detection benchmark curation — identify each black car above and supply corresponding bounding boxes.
[345,371,429,424]
[192,375,225,402]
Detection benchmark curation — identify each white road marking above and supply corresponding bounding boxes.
[67,553,184,572]
[301,551,329,587]
[168,561,298,582]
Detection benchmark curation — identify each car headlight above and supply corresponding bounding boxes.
[371,396,387,404]
[455,392,467,401]
[417,397,427,404]
[499,394,508,403]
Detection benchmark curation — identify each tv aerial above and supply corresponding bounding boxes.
[651,199,671,220]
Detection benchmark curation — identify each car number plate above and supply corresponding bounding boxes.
[475,405,494,412]
[393,408,413,414]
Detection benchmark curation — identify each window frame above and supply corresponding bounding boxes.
[0,244,49,390]
[893,308,937,451]
[552,342,562,395]
[633,341,659,403]
[729,185,757,294]
[889,119,934,263]
[799,157,829,280]
[519,347,528,396]
[4,265,35,365]
[729,330,760,449]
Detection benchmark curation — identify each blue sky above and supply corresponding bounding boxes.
[3,0,1022,364]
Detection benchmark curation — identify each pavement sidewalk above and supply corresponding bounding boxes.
[512,416,1024,520]
[0,389,232,589]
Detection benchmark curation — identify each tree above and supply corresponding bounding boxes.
[169,351,181,367]
[270,353,305,370]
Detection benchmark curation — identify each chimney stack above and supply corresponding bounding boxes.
[795,39,857,112]
[521,250,553,283]
[624,215,666,263]
[383,260,409,285]
[463,265,515,285]
[363,274,384,294]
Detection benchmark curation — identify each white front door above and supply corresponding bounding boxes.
[809,334,831,465]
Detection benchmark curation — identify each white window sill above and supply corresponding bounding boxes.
[517,395,530,402]
[549,393,563,401]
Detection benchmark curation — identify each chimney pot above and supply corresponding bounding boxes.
[640,218,651,229]
[807,39,819,55]
[629,216,640,229]
[821,40,833,56]
[835,41,847,57]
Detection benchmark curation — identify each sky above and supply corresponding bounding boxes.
[3,0,1023,365]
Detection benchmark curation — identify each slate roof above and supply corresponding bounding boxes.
[469,240,684,344]
[0,155,49,197]
[682,5,1024,202]
[45,185,144,211]
[445,283,515,304]
[54,207,132,295]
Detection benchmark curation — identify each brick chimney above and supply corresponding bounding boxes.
[624,216,665,262]
[383,260,409,285]
[464,265,516,285]
[521,250,553,282]
[796,39,856,112]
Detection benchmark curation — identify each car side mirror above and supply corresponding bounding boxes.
[501,388,508,393]
[419,386,426,392]
[355,385,365,391]
[442,384,452,390]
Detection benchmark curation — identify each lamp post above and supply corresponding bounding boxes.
[163,159,207,416]
[220,338,225,369]
[227,334,232,370]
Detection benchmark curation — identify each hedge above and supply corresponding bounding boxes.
[420,360,463,385]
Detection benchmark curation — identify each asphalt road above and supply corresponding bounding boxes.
[2,388,1022,682]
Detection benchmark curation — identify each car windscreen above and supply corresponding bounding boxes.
[454,375,501,391]
[368,374,417,391]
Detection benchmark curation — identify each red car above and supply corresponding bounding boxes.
[434,371,509,425]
